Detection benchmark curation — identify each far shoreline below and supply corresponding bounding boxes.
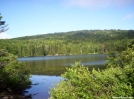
[18,53,108,58]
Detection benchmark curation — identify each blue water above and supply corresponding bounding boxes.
[18,54,107,99]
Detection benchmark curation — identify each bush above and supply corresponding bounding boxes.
[106,45,134,68]
[0,49,31,91]
[49,62,133,99]
[106,45,134,96]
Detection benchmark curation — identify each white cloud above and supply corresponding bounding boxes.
[0,32,12,39]
[62,0,134,8]
[123,13,134,20]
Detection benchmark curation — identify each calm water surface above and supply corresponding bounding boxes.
[18,54,107,99]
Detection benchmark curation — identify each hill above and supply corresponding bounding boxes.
[0,30,134,57]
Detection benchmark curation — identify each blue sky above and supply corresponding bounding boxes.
[0,0,134,38]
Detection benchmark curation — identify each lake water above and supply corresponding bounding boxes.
[18,54,107,99]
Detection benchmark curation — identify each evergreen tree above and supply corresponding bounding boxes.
[0,13,8,33]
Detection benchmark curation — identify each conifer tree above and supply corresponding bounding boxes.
[0,13,8,33]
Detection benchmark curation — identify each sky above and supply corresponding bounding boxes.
[0,32,12,39]
[0,0,134,38]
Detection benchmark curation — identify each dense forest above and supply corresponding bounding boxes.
[0,30,134,57]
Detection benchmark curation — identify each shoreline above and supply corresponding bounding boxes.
[18,53,107,58]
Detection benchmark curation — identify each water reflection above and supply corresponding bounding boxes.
[18,54,107,99]
[19,54,107,75]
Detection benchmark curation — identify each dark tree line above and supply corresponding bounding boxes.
[0,30,134,57]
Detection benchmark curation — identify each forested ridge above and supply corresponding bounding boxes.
[0,30,134,57]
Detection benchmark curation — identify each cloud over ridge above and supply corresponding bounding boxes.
[0,33,12,39]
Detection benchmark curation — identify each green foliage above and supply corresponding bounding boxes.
[0,30,134,57]
[0,49,31,90]
[106,45,134,68]
[106,45,134,95]
[50,46,134,99]
[0,13,2,20]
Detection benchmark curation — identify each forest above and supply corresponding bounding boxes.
[0,29,134,57]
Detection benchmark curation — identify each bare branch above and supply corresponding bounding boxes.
[0,27,9,33]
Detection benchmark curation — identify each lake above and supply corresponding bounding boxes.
[18,54,107,99]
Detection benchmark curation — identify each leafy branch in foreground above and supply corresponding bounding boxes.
[106,45,134,96]
[0,49,31,91]
[49,46,134,99]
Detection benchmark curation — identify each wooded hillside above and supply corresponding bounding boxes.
[0,30,134,57]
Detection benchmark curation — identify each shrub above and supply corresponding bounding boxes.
[49,62,133,99]
[106,45,134,96]
[0,49,31,90]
